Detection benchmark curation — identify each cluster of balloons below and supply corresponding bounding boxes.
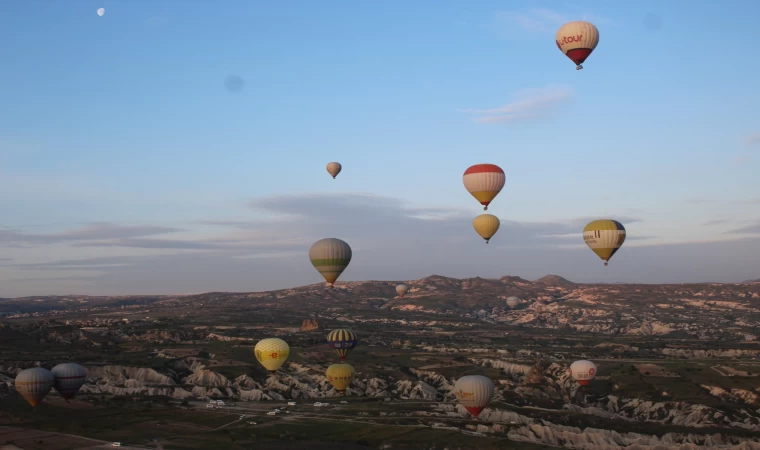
[253,329,358,395]
[15,363,87,408]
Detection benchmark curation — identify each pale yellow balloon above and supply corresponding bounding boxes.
[326,363,355,393]
[555,21,599,70]
[473,214,500,244]
[254,338,290,372]
[326,162,342,179]
[395,284,408,297]
[15,368,54,408]
[570,360,597,386]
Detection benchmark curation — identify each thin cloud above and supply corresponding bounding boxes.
[683,197,715,204]
[746,133,760,146]
[702,219,730,226]
[493,8,610,35]
[735,156,750,165]
[458,85,574,125]
[724,223,760,235]
[0,222,182,246]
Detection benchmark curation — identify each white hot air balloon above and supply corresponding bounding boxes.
[395,284,408,298]
[570,360,597,386]
[15,368,55,408]
[453,375,494,418]
[97,8,105,16]
[51,363,87,401]
[506,296,520,309]
[326,162,342,179]
[555,21,599,70]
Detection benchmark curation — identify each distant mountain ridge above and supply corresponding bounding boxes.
[534,275,576,285]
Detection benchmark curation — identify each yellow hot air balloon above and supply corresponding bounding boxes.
[15,368,54,408]
[453,375,494,419]
[326,162,342,179]
[326,363,355,394]
[473,214,500,244]
[395,284,408,298]
[254,338,290,373]
[309,238,352,288]
[555,21,599,70]
[463,164,505,211]
[583,219,626,266]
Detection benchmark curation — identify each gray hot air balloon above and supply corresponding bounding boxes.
[309,238,352,288]
[51,363,87,401]
[15,367,54,407]
[506,296,520,309]
[396,284,408,298]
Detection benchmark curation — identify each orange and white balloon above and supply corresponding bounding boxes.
[463,164,505,211]
[555,21,599,70]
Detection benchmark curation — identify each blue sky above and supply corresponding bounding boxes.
[0,0,759,296]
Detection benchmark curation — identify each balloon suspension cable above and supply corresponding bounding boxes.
[576,65,583,70]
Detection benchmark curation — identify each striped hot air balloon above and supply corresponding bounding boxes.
[254,338,290,373]
[309,238,352,288]
[583,219,626,266]
[326,363,355,394]
[506,296,520,309]
[463,164,505,211]
[556,21,600,70]
[453,375,494,419]
[51,363,87,401]
[327,329,358,360]
[473,214,500,244]
[15,368,54,408]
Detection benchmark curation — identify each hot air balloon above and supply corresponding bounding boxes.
[96,7,105,16]
[463,164,505,211]
[254,338,290,373]
[570,360,597,386]
[309,238,352,288]
[473,214,500,244]
[396,284,408,298]
[51,363,86,401]
[326,363,355,395]
[506,296,520,309]
[327,329,358,361]
[555,21,599,70]
[15,368,54,408]
[326,162,342,179]
[583,219,626,266]
[453,375,494,418]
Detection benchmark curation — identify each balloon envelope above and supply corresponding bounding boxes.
[309,238,352,287]
[506,296,520,309]
[583,219,626,266]
[473,214,500,243]
[570,360,597,385]
[463,164,505,211]
[326,162,342,179]
[326,329,358,361]
[453,375,494,418]
[96,7,105,16]
[396,284,408,297]
[51,363,87,400]
[556,21,599,69]
[15,368,54,407]
[254,338,290,372]
[326,363,355,393]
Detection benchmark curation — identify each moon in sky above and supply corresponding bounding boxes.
[97,8,105,17]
